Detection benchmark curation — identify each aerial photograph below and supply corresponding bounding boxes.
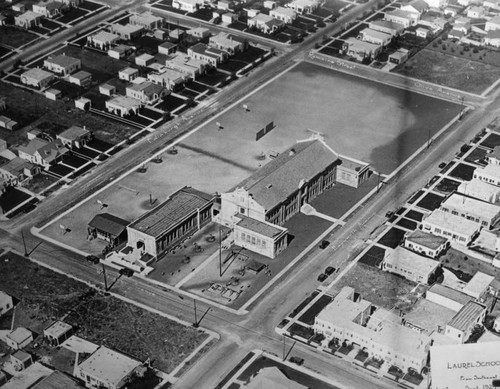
[1,0,500,387]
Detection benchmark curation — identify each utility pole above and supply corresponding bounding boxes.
[21,230,28,257]
[219,227,222,277]
[427,128,431,149]
[101,263,108,291]
[282,335,286,360]
[192,299,211,328]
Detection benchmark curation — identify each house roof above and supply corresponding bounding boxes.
[90,30,119,43]
[478,163,500,180]
[190,43,220,59]
[88,213,130,236]
[58,126,89,142]
[359,27,393,41]
[344,37,381,52]
[271,6,296,17]
[235,214,287,238]
[44,320,72,338]
[405,229,448,250]
[129,11,163,26]
[462,272,494,298]
[22,68,54,82]
[427,284,473,308]
[70,70,91,80]
[7,327,32,344]
[128,187,213,238]
[458,178,500,199]
[45,54,81,69]
[383,246,440,277]
[447,301,485,331]
[246,367,307,389]
[403,0,428,12]
[112,23,144,35]
[106,95,142,109]
[441,193,500,220]
[77,346,142,387]
[234,139,340,212]
[31,371,84,389]
[0,157,35,177]
[16,11,43,21]
[369,19,405,32]
[423,209,481,237]
[385,9,415,19]
[127,81,164,96]
[404,299,456,333]
[11,350,32,363]
[119,67,139,75]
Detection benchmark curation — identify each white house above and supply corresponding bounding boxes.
[422,0,447,8]
[118,67,139,81]
[32,1,63,18]
[248,13,284,34]
[5,327,33,350]
[286,0,321,13]
[21,68,54,89]
[439,193,500,229]
[467,5,486,18]
[87,31,120,50]
[0,291,13,317]
[369,19,406,36]
[474,164,500,186]
[358,28,393,45]
[404,229,449,258]
[426,284,473,312]
[421,209,481,245]
[456,178,500,203]
[486,15,500,31]
[445,301,486,343]
[105,96,142,117]
[270,6,297,24]
[462,272,494,301]
[381,246,440,284]
[15,11,43,28]
[172,0,202,12]
[384,9,419,28]
[125,81,167,104]
[342,38,383,60]
[56,125,91,149]
[147,69,188,90]
[129,11,163,30]
[401,0,429,15]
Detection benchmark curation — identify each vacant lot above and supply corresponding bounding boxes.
[0,26,40,48]
[394,48,500,94]
[1,252,208,373]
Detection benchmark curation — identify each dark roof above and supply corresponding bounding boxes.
[447,301,486,332]
[234,139,340,211]
[31,371,84,389]
[88,213,130,236]
[128,187,213,238]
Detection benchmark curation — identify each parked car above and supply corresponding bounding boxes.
[324,266,336,276]
[319,240,330,249]
[85,255,100,264]
[385,211,394,218]
[289,356,304,366]
[439,162,447,169]
[119,268,134,277]
[317,273,328,282]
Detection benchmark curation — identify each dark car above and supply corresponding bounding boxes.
[439,162,447,169]
[385,211,394,218]
[119,268,134,277]
[86,255,100,264]
[317,273,328,282]
[324,266,336,276]
[289,356,304,366]
[319,240,330,249]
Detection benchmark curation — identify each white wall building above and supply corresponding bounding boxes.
[445,301,486,343]
[404,229,449,258]
[474,164,500,186]
[456,178,500,203]
[439,193,500,229]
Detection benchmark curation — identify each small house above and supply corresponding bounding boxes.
[5,327,33,350]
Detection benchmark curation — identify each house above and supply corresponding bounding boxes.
[426,284,473,312]
[147,69,188,90]
[388,48,409,64]
[263,0,277,9]
[448,28,465,40]
[487,30,500,47]
[10,350,33,370]
[61,0,84,5]
[87,31,120,50]
[99,84,116,96]
[486,15,500,31]
[164,53,206,78]
[209,32,246,55]
[129,11,163,30]
[421,209,481,245]
[222,12,238,24]
[43,321,73,346]
[456,178,500,203]
[111,23,144,41]
[246,8,260,18]
[358,28,393,45]
[0,157,40,185]
[445,301,486,343]
[369,19,405,36]
[118,67,139,81]
[158,41,177,55]
[444,5,461,16]
[188,43,227,66]
[0,291,13,316]
[246,367,307,389]
[172,0,202,12]
[286,0,320,14]
[381,246,440,284]
[401,0,429,15]
[32,1,63,18]
[125,81,167,104]
[474,164,500,186]
[384,9,419,28]
[462,272,494,301]
[105,96,142,117]
[88,213,130,245]
[31,371,85,389]
[56,125,91,149]
[18,138,68,169]
[342,38,383,60]
[15,11,43,28]
[69,70,92,87]
[44,54,81,76]
[21,68,54,88]
[467,5,486,18]
[248,14,285,34]
[439,193,500,229]
[488,146,500,165]
[270,6,297,23]
[74,346,144,389]
[45,88,62,101]
[404,229,449,258]
[422,0,447,8]
[314,287,431,371]
[108,44,135,60]
[12,3,27,12]
[75,97,92,111]
[169,28,185,42]
[217,0,233,10]
[135,53,155,67]
[187,27,211,39]
[416,26,430,38]
[5,327,33,350]
[0,115,18,131]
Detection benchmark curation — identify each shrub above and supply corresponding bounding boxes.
[473,47,479,53]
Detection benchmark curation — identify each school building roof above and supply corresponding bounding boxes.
[405,229,448,250]
[447,301,485,331]
[30,371,84,389]
[88,213,130,237]
[128,187,212,238]
[478,163,500,181]
[235,214,287,238]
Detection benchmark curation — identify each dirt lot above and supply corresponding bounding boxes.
[1,251,209,373]
[439,247,500,281]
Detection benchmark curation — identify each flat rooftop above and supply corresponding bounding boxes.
[235,214,287,238]
[405,229,448,250]
[441,193,500,219]
[404,299,456,334]
[447,301,485,332]
[422,209,481,236]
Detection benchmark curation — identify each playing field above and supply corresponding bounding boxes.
[183,61,462,175]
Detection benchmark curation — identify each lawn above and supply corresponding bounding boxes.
[289,291,320,318]
[23,173,60,194]
[416,192,445,211]
[332,262,417,311]
[0,252,209,373]
[448,163,476,181]
[378,227,407,249]
[393,48,500,94]
[435,177,461,194]
[0,26,39,48]
[359,245,385,267]
[481,132,500,149]
[298,294,333,325]
[0,187,31,213]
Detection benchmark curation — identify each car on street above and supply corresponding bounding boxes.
[324,266,336,276]
[317,273,328,282]
[85,255,100,264]
[119,268,134,277]
[319,240,330,249]
[289,356,304,366]
[385,211,394,218]
[439,162,447,169]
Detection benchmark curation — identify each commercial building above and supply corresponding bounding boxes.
[474,163,500,186]
[105,96,143,117]
[44,54,81,76]
[314,287,431,372]
[75,346,143,389]
[445,301,486,343]
[127,187,213,258]
[88,213,130,245]
[439,193,500,229]
[21,68,55,89]
[456,178,500,203]
[426,284,473,312]
[421,209,481,245]
[381,246,440,284]
[43,321,73,346]
[404,229,449,258]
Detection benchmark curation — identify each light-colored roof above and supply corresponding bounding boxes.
[447,301,485,331]
[462,272,494,298]
[246,367,307,389]
[7,327,32,344]
[234,139,339,212]
[344,37,381,52]
[389,48,409,59]
[128,187,212,238]
[457,178,500,199]
[129,11,163,25]
[402,0,428,12]
[77,346,142,387]
[44,54,80,68]
[235,214,287,238]
[90,30,119,43]
[44,321,72,338]
[127,81,164,96]
[427,284,473,308]
[16,11,43,21]
[209,32,241,49]
[405,229,448,250]
[369,19,405,32]
[478,330,500,343]
[112,23,144,35]
[70,70,91,80]
[384,246,440,277]
[119,67,139,75]
[423,209,481,236]
[385,9,415,19]
[12,350,32,362]
[477,163,500,180]
[441,193,500,219]
[22,68,54,82]
[271,6,296,17]
[404,299,456,333]
[0,290,12,305]
[136,53,155,61]
[359,27,393,41]
[106,95,142,109]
